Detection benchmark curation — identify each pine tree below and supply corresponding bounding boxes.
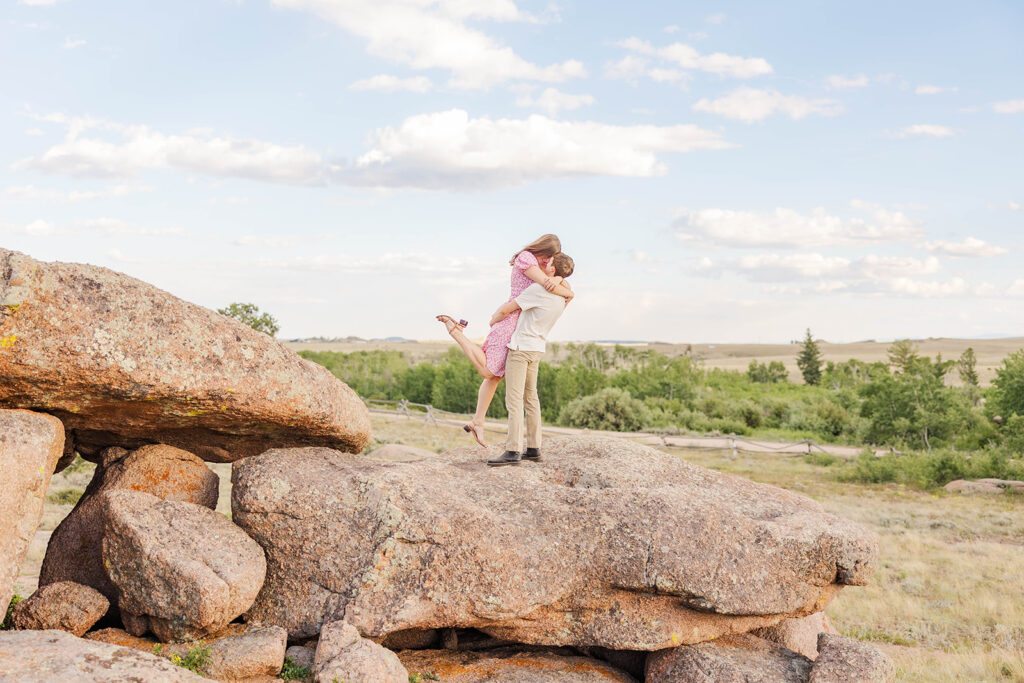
[796,328,823,385]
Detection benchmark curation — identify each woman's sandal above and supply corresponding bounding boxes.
[436,314,468,334]
[463,423,487,448]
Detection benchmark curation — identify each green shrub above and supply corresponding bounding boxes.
[559,388,651,432]
[839,449,1024,489]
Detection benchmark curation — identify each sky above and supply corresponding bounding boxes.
[2,0,1023,344]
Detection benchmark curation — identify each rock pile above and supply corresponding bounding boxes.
[0,250,894,681]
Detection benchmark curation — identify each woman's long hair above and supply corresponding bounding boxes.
[510,234,561,264]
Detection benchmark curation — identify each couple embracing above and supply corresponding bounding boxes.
[437,234,575,467]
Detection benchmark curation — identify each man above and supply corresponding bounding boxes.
[487,253,574,467]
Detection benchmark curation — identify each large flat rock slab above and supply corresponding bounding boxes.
[0,410,64,617]
[0,248,370,462]
[0,629,207,681]
[232,436,877,650]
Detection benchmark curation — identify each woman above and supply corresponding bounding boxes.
[437,234,573,446]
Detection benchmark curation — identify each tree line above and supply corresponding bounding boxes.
[299,337,1024,455]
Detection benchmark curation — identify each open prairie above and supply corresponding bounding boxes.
[287,336,1024,386]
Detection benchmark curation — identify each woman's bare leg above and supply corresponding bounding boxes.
[437,315,493,379]
[474,376,501,426]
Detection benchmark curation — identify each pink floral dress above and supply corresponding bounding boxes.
[481,250,538,377]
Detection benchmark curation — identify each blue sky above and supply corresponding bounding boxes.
[2,0,1022,343]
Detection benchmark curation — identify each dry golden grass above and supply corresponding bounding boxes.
[286,336,1024,386]
[19,416,1024,682]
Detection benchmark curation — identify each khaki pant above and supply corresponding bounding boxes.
[504,350,542,453]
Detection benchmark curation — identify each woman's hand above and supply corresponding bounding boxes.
[543,276,563,292]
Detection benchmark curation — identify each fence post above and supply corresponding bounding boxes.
[425,405,437,426]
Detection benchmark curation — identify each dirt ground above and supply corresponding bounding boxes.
[286,336,1024,386]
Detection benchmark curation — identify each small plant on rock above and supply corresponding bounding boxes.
[280,656,312,681]
[409,673,440,683]
[2,591,22,630]
[170,644,211,675]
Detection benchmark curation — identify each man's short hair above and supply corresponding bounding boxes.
[552,253,574,278]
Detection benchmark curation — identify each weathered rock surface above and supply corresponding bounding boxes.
[0,629,207,682]
[233,436,877,649]
[102,490,266,642]
[11,581,109,636]
[752,612,835,659]
[0,248,370,462]
[646,634,813,682]
[86,623,287,680]
[0,409,64,617]
[399,647,639,682]
[809,633,895,682]
[39,443,219,603]
[313,620,407,683]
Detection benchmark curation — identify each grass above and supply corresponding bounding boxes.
[408,674,439,682]
[46,488,83,506]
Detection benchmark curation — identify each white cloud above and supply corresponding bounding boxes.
[826,74,869,89]
[1008,280,1024,297]
[859,254,940,279]
[896,124,956,138]
[706,13,726,24]
[603,55,650,83]
[663,25,679,34]
[674,202,922,248]
[615,38,772,79]
[993,99,1024,114]
[1,217,183,237]
[735,253,851,280]
[272,0,585,89]
[886,277,967,298]
[915,84,957,95]
[62,38,85,49]
[1010,201,1022,211]
[3,184,155,202]
[349,74,433,93]
[923,237,1008,258]
[233,235,298,248]
[16,117,326,185]
[514,87,595,116]
[692,87,842,122]
[19,0,59,5]
[25,128,45,136]
[338,109,735,189]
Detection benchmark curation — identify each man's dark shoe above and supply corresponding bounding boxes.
[487,451,521,467]
[522,448,542,462]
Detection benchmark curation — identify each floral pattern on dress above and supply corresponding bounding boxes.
[481,250,538,377]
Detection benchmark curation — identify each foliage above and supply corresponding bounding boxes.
[2,591,21,630]
[299,350,410,400]
[217,302,280,337]
[747,360,788,384]
[839,448,1024,489]
[796,329,823,385]
[958,347,979,386]
[280,656,312,681]
[887,339,920,373]
[859,353,967,450]
[409,674,440,683]
[988,349,1024,420]
[559,387,651,432]
[169,645,212,675]
[46,488,83,506]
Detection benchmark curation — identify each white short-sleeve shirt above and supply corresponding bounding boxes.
[507,283,567,353]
